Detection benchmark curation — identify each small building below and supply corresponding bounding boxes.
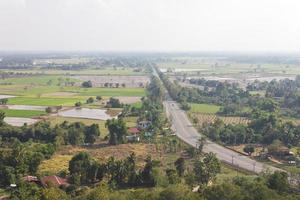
[40,175,69,187]
[138,121,151,130]
[126,127,141,142]
[23,176,39,183]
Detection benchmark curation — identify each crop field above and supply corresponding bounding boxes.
[7,96,86,106]
[0,109,45,118]
[2,68,147,76]
[158,58,300,75]
[74,75,150,88]
[0,75,79,85]
[189,103,221,114]
[0,84,146,98]
[75,87,146,97]
[47,116,138,138]
[193,113,250,125]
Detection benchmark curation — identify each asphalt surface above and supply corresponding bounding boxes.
[151,66,281,173]
[164,99,282,174]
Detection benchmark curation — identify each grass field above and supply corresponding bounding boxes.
[0,85,146,98]
[158,59,300,75]
[0,109,46,118]
[47,116,137,138]
[189,103,221,114]
[76,87,146,97]
[2,68,147,76]
[0,75,79,85]
[7,97,86,106]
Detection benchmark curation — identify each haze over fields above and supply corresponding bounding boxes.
[1,0,300,52]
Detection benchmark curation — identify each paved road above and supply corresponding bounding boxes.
[151,65,281,173]
[164,99,282,174]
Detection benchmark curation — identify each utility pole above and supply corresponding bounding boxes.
[253,162,256,173]
[231,155,234,165]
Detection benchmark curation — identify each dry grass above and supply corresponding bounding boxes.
[38,143,158,175]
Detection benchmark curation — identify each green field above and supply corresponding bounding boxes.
[7,97,87,106]
[0,109,46,118]
[0,75,79,85]
[158,58,300,75]
[2,68,147,76]
[75,87,146,97]
[189,103,221,114]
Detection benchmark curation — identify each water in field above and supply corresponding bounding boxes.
[58,108,115,120]
[0,95,16,99]
[6,105,47,111]
[4,117,39,126]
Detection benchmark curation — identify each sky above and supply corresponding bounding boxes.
[0,0,300,52]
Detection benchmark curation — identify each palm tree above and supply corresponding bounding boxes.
[197,137,206,154]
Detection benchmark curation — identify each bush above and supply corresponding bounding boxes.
[82,80,92,88]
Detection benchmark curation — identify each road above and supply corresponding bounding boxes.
[151,65,281,173]
[164,100,281,173]
[151,65,282,173]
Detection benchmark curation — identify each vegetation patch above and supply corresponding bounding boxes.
[189,103,221,114]
[8,97,86,106]
[0,109,46,118]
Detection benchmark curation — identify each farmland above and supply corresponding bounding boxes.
[0,109,45,118]
[191,113,250,125]
[189,103,220,114]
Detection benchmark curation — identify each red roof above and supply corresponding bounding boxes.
[40,175,69,187]
[127,127,140,135]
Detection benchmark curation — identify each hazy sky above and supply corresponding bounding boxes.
[0,0,300,52]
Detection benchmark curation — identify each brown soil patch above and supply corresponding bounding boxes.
[106,108,122,117]
[116,96,141,104]
[194,113,250,125]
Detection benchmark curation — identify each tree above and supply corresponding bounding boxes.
[39,187,70,200]
[105,119,127,145]
[96,96,102,101]
[193,153,220,185]
[86,183,109,200]
[140,156,156,187]
[86,97,95,104]
[125,153,137,186]
[267,171,289,193]
[197,137,206,154]
[174,157,185,177]
[84,124,100,144]
[204,183,243,200]
[106,97,123,108]
[68,127,85,145]
[0,98,8,105]
[69,152,92,184]
[75,102,82,107]
[243,145,255,156]
[181,101,191,111]
[267,140,285,156]
[0,111,5,126]
[45,107,52,113]
[82,80,92,88]
[165,169,180,184]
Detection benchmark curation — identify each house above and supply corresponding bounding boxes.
[23,176,39,183]
[126,127,141,142]
[138,121,151,130]
[40,175,69,187]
